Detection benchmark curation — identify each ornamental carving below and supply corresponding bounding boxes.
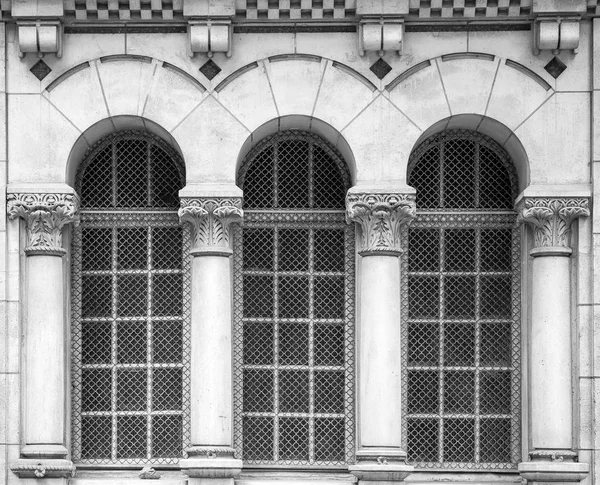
[517,198,589,249]
[7,192,80,255]
[10,459,75,479]
[346,192,416,254]
[179,198,243,252]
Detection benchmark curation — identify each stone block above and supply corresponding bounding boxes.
[183,0,235,17]
[357,0,409,15]
[8,94,81,184]
[594,19,600,89]
[437,56,500,116]
[593,94,600,162]
[341,95,421,183]
[215,61,278,133]
[171,95,249,184]
[5,302,19,373]
[143,63,207,132]
[266,58,326,118]
[593,236,600,304]
[5,373,19,445]
[0,373,5,444]
[95,58,157,118]
[313,61,377,132]
[6,444,19,485]
[579,306,593,377]
[579,377,594,449]
[402,31,468,69]
[385,59,450,132]
[515,92,590,185]
[486,59,553,130]
[44,61,108,134]
[12,0,64,17]
[553,20,591,93]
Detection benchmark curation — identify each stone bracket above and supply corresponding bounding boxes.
[533,17,581,55]
[188,19,233,57]
[10,459,75,479]
[359,18,404,56]
[17,20,63,58]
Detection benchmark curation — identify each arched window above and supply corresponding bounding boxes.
[234,130,355,466]
[71,131,189,465]
[406,130,521,469]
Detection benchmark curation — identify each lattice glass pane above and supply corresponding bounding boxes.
[479,145,513,209]
[153,274,183,317]
[243,275,274,318]
[243,228,274,270]
[117,369,147,411]
[314,229,344,271]
[443,139,476,209]
[82,369,111,412]
[241,147,275,209]
[444,229,475,271]
[82,228,112,270]
[277,140,309,208]
[480,371,511,414]
[408,323,439,366]
[409,229,439,271]
[117,275,147,317]
[243,323,274,365]
[444,276,475,319]
[243,417,274,461]
[481,276,511,319]
[117,416,147,459]
[480,323,511,366]
[153,368,183,411]
[409,276,439,318]
[116,139,148,208]
[314,324,344,366]
[279,417,309,461]
[152,227,183,269]
[408,370,439,413]
[279,276,309,318]
[82,416,112,459]
[444,323,475,366]
[80,145,113,208]
[408,418,439,462]
[82,275,112,317]
[152,415,183,458]
[314,371,344,413]
[279,229,309,271]
[313,145,346,209]
[150,144,183,208]
[279,323,308,365]
[443,418,475,462]
[444,371,475,413]
[480,419,511,462]
[481,229,512,271]
[117,228,147,269]
[409,145,440,208]
[315,418,345,461]
[279,370,309,413]
[314,276,344,319]
[153,321,183,364]
[117,322,146,364]
[243,369,274,413]
[82,322,111,364]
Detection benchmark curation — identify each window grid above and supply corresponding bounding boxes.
[71,132,189,465]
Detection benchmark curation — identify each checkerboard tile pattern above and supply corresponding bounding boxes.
[63,0,184,21]
[407,0,532,18]
[235,0,357,20]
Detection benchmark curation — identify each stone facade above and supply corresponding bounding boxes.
[0,0,599,485]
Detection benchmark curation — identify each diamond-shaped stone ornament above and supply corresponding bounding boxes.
[30,60,52,81]
[199,59,222,81]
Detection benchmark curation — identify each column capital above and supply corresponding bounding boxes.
[7,191,80,256]
[516,197,589,255]
[179,197,243,256]
[346,190,416,255]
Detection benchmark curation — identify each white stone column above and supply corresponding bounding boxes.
[346,187,415,483]
[7,187,79,479]
[178,186,243,485]
[517,196,590,484]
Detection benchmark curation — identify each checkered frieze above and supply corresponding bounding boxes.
[407,0,532,18]
[235,0,357,20]
[63,0,184,21]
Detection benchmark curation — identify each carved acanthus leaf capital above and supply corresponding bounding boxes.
[346,192,416,254]
[7,192,80,255]
[179,197,243,254]
[517,197,589,250]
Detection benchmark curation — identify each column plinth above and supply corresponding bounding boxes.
[346,188,415,483]
[7,189,79,479]
[178,194,243,482]
[516,197,590,484]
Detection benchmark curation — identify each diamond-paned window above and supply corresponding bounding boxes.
[405,130,521,469]
[71,132,189,465]
[234,131,355,466]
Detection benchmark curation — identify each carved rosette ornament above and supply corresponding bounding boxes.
[7,192,80,256]
[179,197,243,255]
[517,197,589,254]
[346,192,416,255]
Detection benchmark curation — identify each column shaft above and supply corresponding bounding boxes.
[358,255,402,448]
[25,255,65,446]
[191,254,233,447]
[530,254,572,449]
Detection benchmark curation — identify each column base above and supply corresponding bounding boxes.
[349,449,414,483]
[10,458,75,479]
[519,461,589,484]
[181,447,242,480]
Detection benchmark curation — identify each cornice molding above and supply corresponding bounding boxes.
[179,197,243,255]
[7,192,80,256]
[516,197,589,251]
[346,192,416,255]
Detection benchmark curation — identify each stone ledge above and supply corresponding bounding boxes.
[348,463,414,482]
[518,461,589,483]
[180,458,243,479]
[10,458,75,479]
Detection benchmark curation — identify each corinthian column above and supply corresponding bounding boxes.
[178,185,243,484]
[7,187,79,479]
[346,186,415,484]
[517,196,589,484]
